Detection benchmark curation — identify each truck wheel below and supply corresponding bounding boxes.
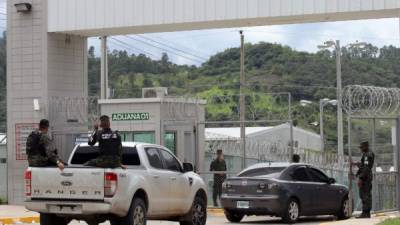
[180,196,207,225]
[224,210,244,223]
[40,213,68,225]
[112,198,147,225]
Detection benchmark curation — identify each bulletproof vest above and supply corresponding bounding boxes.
[98,129,120,156]
[26,131,45,157]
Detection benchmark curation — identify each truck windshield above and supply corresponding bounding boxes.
[70,146,141,166]
[238,167,285,177]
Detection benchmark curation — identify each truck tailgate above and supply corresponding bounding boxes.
[31,168,105,200]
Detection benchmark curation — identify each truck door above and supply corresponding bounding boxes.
[144,148,171,215]
[158,148,191,214]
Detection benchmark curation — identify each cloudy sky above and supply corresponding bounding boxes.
[0,0,398,66]
[90,18,399,66]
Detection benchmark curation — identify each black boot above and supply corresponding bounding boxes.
[356,211,371,219]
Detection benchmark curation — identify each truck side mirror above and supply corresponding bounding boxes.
[183,163,194,173]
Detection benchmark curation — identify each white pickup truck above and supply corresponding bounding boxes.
[24,142,208,225]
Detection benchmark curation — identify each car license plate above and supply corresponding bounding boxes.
[236,201,250,209]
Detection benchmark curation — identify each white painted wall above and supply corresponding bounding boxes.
[48,0,400,36]
[7,0,88,204]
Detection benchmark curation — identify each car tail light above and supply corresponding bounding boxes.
[259,182,267,189]
[24,170,32,197]
[268,183,279,190]
[104,172,118,197]
[223,182,232,189]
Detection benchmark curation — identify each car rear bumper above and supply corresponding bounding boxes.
[221,195,282,215]
[25,200,111,215]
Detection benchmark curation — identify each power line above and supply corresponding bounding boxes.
[152,34,211,57]
[110,37,159,58]
[136,34,209,61]
[124,35,204,64]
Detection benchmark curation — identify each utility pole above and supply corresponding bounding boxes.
[320,99,325,152]
[100,36,109,99]
[336,40,344,167]
[239,30,246,169]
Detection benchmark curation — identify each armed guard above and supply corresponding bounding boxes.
[84,115,124,168]
[26,119,64,171]
[210,149,227,207]
[354,141,375,218]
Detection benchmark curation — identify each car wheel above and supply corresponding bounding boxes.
[336,197,351,220]
[40,213,68,225]
[224,210,244,223]
[112,198,147,225]
[282,198,300,224]
[180,196,207,225]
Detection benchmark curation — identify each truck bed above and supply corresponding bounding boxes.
[29,167,105,201]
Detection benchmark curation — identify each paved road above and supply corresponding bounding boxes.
[62,215,335,225]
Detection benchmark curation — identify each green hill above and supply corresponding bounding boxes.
[1,39,400,152]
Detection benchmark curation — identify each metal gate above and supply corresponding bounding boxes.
[48,96,99,161]
[343,85,400,212]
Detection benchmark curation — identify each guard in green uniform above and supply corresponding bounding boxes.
[210,149,227,207]
[353,141,375,218]
[26,119,65,171]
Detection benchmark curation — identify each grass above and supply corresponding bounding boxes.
[379,218,400,225]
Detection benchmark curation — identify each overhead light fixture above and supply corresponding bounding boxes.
[15,3,32,13]
[33,99,40,111]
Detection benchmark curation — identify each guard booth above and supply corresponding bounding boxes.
[99,87,206,171]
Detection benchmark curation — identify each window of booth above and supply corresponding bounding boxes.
[164,131,177,155]
[120,131,156,144]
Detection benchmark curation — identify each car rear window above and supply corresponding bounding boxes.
[238,167,286,177]
[70,146,141,166]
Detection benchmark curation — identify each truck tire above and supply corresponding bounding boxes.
[40,213,68,225]
[111,198,147,225]
[180,196,207,225]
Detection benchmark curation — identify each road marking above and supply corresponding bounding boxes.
[0,216,39,224]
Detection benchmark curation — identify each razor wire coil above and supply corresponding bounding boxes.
[343,85,400,117]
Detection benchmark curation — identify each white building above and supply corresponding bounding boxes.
[206,124,321,155]
[205,124,321,173]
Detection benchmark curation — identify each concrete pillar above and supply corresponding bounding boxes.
[396,118,400,210]
[7,0,87,204]
[100,36,108,99]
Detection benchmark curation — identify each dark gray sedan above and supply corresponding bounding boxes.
[221,163,350,223]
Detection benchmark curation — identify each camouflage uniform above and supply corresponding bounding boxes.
[210,158,227,207]
[357,150,375,214]
[26,130,60,167]
[84,128,122,168]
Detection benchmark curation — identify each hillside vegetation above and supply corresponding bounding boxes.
[88,42,400,151]
[1,38,400,152]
